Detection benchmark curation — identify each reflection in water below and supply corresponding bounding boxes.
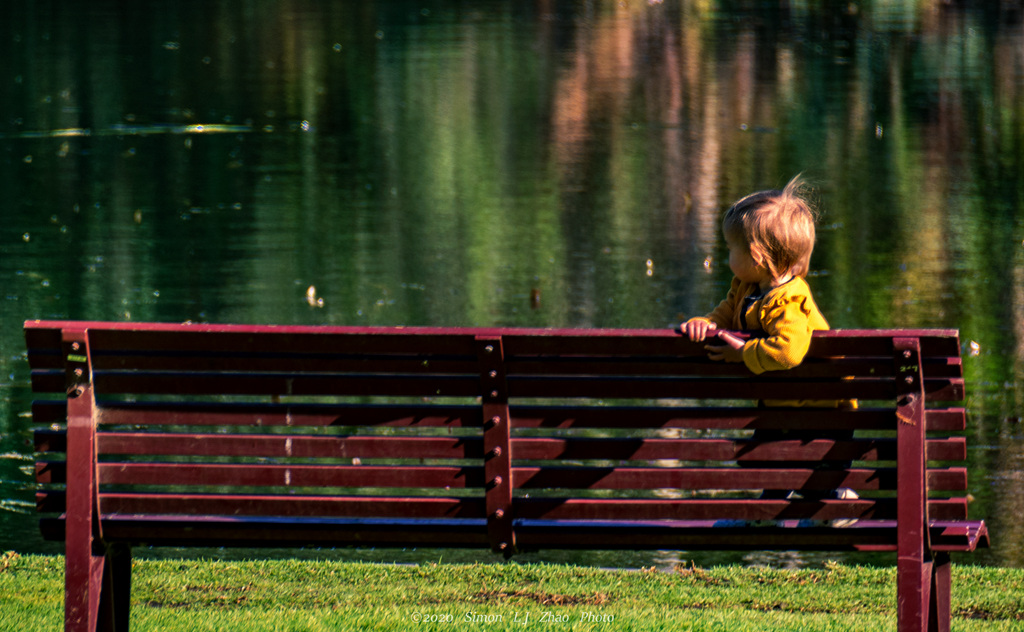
[2,1,1023,567]
[0,124,253,138]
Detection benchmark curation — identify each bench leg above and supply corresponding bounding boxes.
[65,544,105,632]
[897,557,933,632]
[898,553,951,632]
[66,543,132,632]
[929,553,951,632]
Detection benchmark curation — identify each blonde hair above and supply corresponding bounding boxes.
[722,175,818,280]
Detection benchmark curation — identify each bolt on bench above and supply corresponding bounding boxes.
[26,321,988,632]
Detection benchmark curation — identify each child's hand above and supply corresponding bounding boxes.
[705,330,745,363]
[682,318,717,342]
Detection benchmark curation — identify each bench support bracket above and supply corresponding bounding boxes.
[478,336,514,555]
[894,337,942,632]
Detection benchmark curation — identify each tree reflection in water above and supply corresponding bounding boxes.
[1,0,1022,566]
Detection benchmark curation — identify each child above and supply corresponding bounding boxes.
[682,175,826,372]
[682,175,857,515]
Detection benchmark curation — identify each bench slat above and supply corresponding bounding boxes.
[38,516,983,552]
[47,433,964,463]
[24,322,960,355]
[35,352,962,381]
[501,330,961,358]
[512,406,964,432]
[509,375,962,401]
[507,356,961,380]
[87,328,483,356]
[513,497,970,522]
[44,515,493,549]
[93,494,488,518]
[89,372,481,397]
[34,492,969,523]
[89,354,481,375]
[86,403,482,428]
[29,401,966,433]
[94,463,485,488]
[93,433,486,460]
[511,466,966,491]
[512,519,985,553]
[25,368,964,400]
[510,437,966,462]
[36,461,971,493]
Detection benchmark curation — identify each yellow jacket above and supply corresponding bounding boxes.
[702,276,828,375]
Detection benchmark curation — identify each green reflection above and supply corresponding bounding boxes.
[2,0,1022,565]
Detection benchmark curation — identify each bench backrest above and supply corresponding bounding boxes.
[28,321,975,553]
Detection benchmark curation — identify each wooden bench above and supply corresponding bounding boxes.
[26,320,988,632]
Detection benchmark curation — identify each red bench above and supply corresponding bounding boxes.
[27,320,988,632]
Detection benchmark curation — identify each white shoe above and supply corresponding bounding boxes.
[830,488,859,527]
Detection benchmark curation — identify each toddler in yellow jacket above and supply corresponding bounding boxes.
[682,175,857,512]
[682,175,825,371]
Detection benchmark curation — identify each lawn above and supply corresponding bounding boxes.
[2,552,1021,631]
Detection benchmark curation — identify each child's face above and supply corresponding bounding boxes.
[725,232,765,286]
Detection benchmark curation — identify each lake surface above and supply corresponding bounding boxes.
[2,0,1022,568]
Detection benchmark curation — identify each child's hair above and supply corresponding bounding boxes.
[722,175,818,280]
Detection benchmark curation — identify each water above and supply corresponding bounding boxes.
[2,0,1023,568]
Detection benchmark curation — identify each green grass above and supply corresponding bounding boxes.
[2,552,1022,631]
